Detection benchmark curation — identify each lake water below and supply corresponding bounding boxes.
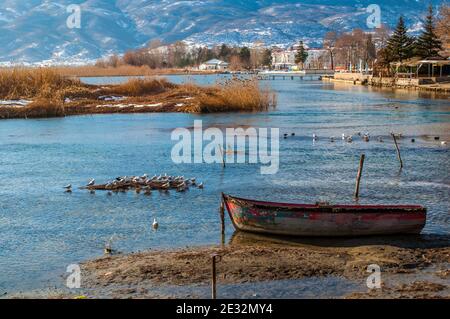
[0,75,449,294]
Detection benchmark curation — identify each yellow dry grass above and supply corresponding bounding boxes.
[190,77,277,113]
[102,78,176,96]
[0,68,277,119]
[51,65,195,77]
[0,67,80,99]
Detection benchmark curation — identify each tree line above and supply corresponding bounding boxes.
[374,5,447,76]
[96,41,272,70]
[317,4,447,75]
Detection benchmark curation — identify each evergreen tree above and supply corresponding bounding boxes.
[386,16,415,62]
[239,47,251,68]
[219,44,231,60]
[261,49,273,67]
[414,5,443,58]
[295,41,308,68]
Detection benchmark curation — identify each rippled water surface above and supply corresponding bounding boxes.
[0,75,449,293]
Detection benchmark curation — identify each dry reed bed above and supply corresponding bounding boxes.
[51,65,217,77]
[0,68,276,119]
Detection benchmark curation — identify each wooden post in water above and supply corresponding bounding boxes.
[220,202,225,234]
[219,201,225,244]
[211,254,218,299]
[354,154,365,198]
[391,133,403,169]
[218,144,226,168]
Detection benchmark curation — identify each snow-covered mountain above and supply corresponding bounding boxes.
[0,0,444,63]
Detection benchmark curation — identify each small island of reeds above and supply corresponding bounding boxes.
[0,68,277,119]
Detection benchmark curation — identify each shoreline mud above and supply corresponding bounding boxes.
[71,233,450,299]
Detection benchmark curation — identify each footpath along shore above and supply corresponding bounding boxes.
[322,74,450,94]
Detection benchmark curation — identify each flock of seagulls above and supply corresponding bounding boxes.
[289,132,448,145]
[320,132,371,143]
[63,174,205,195]
[64,174,204,243]
[283,131,447,146]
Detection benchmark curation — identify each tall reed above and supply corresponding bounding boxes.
[194,77,277,113]
[0,68,80,99]
[104,78,176,96]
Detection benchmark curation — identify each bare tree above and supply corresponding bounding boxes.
[323,31,338,70]
[436,4,450,55]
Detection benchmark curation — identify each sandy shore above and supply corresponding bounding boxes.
[77,233,449,299]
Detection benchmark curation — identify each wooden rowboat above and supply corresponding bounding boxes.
[222,193,427,237]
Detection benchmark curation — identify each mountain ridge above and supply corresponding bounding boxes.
[0,0,444,63]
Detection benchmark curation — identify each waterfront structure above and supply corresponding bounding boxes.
[199,59,229,71]
[271,46,331,70]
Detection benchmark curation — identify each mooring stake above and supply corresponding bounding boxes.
[354,154,365,198]
[391,133,403,169]
[218,144,226,168]
[211,254,222,299]
[219,201,225,236]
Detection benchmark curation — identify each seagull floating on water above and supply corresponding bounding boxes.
[64,184,72,189]
[198,183,204,189]
[152,218,159,230]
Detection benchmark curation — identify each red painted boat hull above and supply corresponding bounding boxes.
[222,194,427,237]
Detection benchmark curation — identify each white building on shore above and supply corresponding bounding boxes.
[271,46,331,70]
[199,59,229,71]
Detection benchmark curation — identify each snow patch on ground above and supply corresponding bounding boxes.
[0,99,32,108]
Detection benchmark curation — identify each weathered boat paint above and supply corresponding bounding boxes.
[222,194,427,237]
